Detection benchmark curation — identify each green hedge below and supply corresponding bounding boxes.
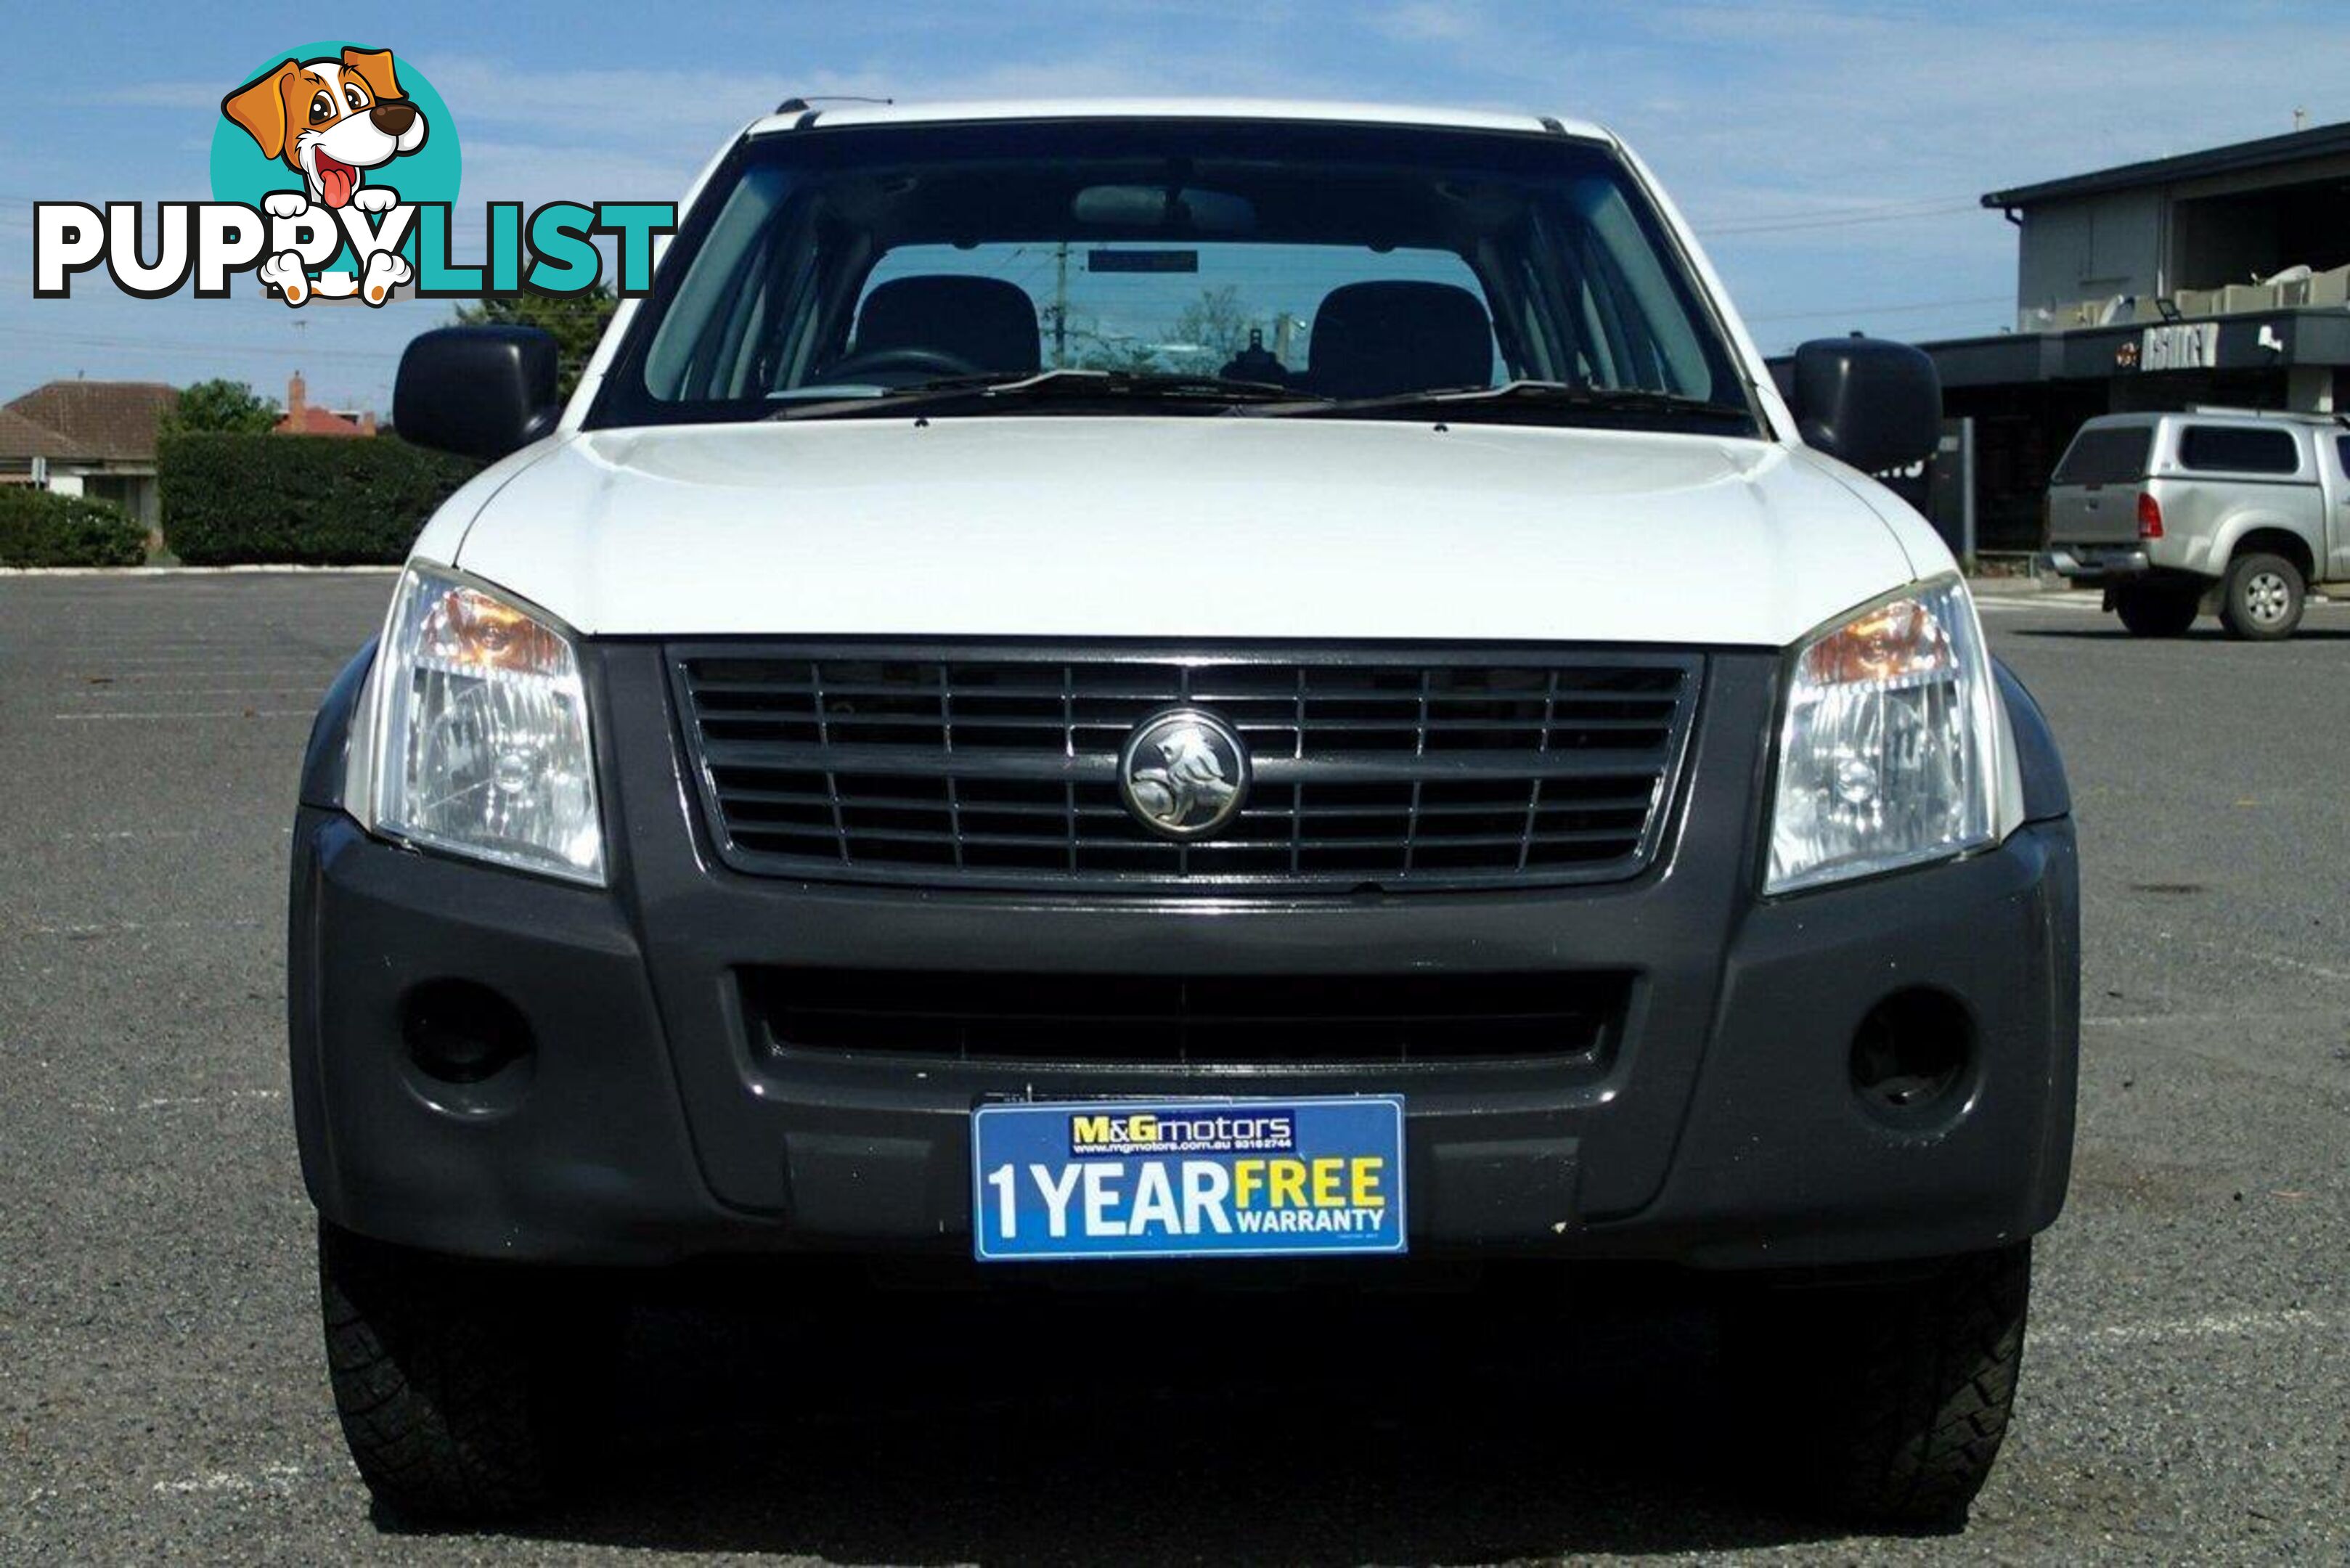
[0,487,147,567]
[160,433,481,565]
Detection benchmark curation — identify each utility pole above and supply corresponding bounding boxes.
[1051,242,1069,367]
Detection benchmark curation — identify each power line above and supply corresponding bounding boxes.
[0,323,404,362]
[1704,200,1984,237]
[1743,293,2011,323]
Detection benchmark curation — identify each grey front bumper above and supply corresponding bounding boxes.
[287,643,2081,1273]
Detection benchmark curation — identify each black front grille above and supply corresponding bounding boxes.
[672,645,1701,892]
[740,967,1633,1066]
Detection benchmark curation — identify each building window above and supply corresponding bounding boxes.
[2178,425,2299,475]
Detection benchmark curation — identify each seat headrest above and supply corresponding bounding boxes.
[1307,282,1493,399]
[855,276,1041,374]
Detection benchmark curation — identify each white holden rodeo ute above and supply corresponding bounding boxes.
[290,99,2077,1527]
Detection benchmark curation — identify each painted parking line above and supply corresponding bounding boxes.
[48,685,339,698]
[44,678,339,690]
[37,682,343,694]
[57,696,328,708]
[52,710,315,721]
[48,640,367,652]
[33,653,346,661]
[53,691,331,705]
[2085,1010,2337,1029]
[40,670,337,680]
[69,1087,285,1115]
[14,917,265,936]
[150,1461,308,1497]
[2035,1307,2330,1349]
[1,563,398,577]
[58,829,206,841]
[47,828,289,842]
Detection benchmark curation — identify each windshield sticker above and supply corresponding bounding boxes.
[1087,249,1201,274]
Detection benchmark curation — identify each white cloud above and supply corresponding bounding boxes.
[1372,2,1488,45]
[74,79,225,112]
[1329,1,2349,343]
[19,1,2350,383]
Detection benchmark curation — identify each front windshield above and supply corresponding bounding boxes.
[592,118,1758,431]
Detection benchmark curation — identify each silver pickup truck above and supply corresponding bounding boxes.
[2046,409,2350,639]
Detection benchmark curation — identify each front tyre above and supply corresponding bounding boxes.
[319,1221,599,1521]
[1731,1242,2031,1530]
[2219,551,2304,640]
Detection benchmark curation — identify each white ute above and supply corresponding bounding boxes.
[293,101,2078,1530]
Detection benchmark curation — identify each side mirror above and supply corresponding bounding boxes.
[393,326,560,462]
[1787,337,1940,476]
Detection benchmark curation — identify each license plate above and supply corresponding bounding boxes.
[972,1095,1406,1262]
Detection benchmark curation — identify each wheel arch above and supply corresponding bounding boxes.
[2220,519,2317,581]
[300,638,378,811]
[1994,658,2070,822]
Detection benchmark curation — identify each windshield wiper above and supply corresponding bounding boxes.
[1250,378,1754,426]
[769,368,1326,420]
[768,371,1750,427]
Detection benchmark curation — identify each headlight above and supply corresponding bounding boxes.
[354,563,604,885]
[1766,576,2005,894]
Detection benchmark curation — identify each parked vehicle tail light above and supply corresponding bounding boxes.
[2136,492,2164,540]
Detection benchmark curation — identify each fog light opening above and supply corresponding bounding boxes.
[1849,988,1972,1119]
[401,980,533,1085]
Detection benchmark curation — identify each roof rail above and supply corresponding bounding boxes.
[772,94,894,114]
[2171,401,2341,425]
[2183,404,2335,421]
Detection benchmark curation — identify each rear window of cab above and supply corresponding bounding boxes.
[2052,425,2152,486]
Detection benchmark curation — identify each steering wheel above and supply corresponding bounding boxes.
[815,346,982,388]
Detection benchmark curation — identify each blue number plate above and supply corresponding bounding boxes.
[972,1095,1407,1262]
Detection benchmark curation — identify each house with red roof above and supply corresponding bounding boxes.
[274,372,378,438]
[0,380,180,531]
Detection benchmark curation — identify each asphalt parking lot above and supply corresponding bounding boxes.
[3,572,2345,1564]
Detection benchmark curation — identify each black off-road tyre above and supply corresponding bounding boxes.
[319,1220,606,1522]
[2111,585,2199,638]
[1729,1242,2031,1530]
[2219,551,2304,641]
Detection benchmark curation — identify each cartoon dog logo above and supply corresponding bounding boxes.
[220,47,425,303]
[221,47,425,210]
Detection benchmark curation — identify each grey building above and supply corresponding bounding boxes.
[1780,121,2350,551]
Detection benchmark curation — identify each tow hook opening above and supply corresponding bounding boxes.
[1849,988,1974,1122]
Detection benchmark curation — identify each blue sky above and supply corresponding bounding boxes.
[6,1,2346,413]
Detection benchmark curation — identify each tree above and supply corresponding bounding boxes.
[1071,337,1167,375]
[164,379,277,436]
[452,282,617,400]
[1165,285,1254,369]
